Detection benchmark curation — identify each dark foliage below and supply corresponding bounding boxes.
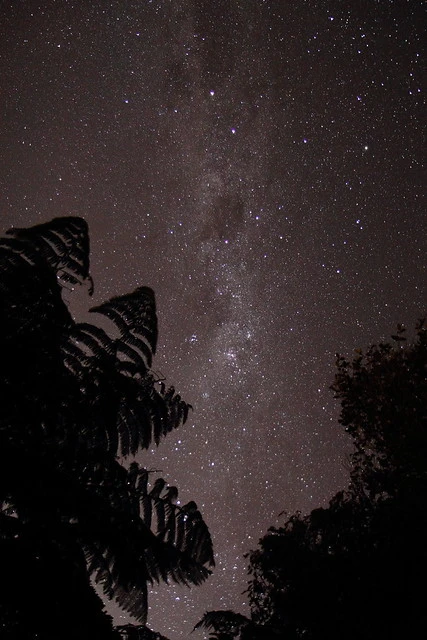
[196,322,427,639]
[116,623,170,640]
[0,217,214,639]
[194,610,251,639]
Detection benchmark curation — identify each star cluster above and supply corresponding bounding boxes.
[0,1,425,638]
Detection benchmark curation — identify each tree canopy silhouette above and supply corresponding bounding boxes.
[196,322,427,640]
[0,217,214,639]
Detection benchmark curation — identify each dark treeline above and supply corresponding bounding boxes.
[195,322,427,639]
[0,217,214,640]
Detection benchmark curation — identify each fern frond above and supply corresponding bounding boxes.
[72,323,116,357]
[116,341,149,370]
[6,216,93,293]
[90,286,158,367]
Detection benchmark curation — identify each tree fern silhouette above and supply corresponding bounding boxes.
[0,217,214,639]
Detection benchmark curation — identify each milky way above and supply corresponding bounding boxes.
[0,1,425,638]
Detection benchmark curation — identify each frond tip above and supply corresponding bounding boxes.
[90,286,158,369]
[6,216,93,293]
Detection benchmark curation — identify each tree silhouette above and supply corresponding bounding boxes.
[196,322,427,640]
[0,217,214,639]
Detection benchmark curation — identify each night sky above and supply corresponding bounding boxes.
[1,1,425,638]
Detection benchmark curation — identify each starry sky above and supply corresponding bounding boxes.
[0,1,425,638]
